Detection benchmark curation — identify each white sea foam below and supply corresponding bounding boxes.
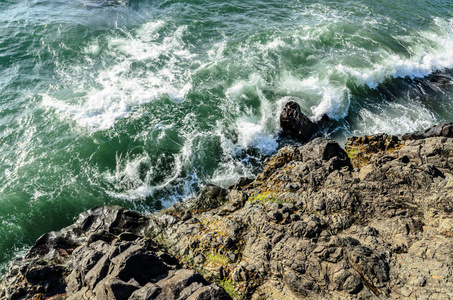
[103,151,184,201]
[208,130,258,187]
[277,72,351,121]
[224,75,279,156]
[101,126,260,200]
[339,18,453,88]
[273,17,453,126]
[43,20,194,130]
[354,100,437,137]
[236,119,278,155]
[41,11,453,204]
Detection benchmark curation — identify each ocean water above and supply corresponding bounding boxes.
[0,0,452,274]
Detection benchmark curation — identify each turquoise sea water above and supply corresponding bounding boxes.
[1,0,453,274]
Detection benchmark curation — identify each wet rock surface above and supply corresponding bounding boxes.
[279,101,322,143]
[2,123,453,299]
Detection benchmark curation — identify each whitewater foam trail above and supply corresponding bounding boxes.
[40,10,453,201]
[338,18,453,89]
[42,20,194,130]
[270,17,453,137]
[43,6,453,133]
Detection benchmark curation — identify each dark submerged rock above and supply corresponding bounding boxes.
[279,101,320,143]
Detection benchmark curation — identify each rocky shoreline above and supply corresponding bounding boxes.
[1,121,453,299]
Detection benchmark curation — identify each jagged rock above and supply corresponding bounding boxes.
[345,133,402,168]
[129,269,230,300]
[345,122,453,168]
[400,122,453,140]
[279,101,319,143]
[148,124,453,299]
[2,123,453,300]
[192,184,229,210]
[0,207,232,300]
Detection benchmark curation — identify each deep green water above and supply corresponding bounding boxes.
[1,0,453,274]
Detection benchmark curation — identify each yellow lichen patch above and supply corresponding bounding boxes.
[183,254,191,263]
[250,191,286,204]
[199,214,214,227]
[201,215,235,239]
[345,147,357,160]
[345,135,404,168]
[251,191,273,201]
[206,252,230,266]
[218,279,237,298]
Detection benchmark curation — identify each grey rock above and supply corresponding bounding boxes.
[343,275,363,294]
[3,123,453,300]
[186,284,232,300]
[0,207,232,300]
[129,282,161,300]
[192,184,229,210]
[400,122,453,140]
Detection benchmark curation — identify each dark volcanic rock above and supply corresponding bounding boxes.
[280,101,320,143]
[0,207,231,300]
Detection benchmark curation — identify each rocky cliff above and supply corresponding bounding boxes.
[1,123,453,300]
